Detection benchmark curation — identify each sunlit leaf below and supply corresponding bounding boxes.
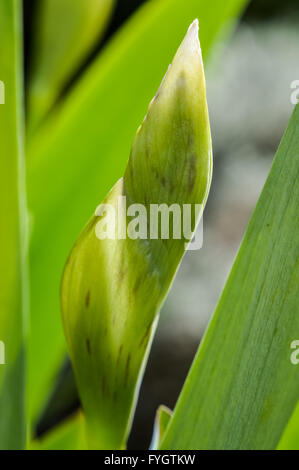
[277,400,299,450]
[27,0,115,132]
[30,413,86,450]
[0,0,28,449]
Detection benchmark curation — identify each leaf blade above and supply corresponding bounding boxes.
[27,0,115,132]
[0,0,28,449]
[30,413,86,450]
[277,400,299,450]
[150,405,172,450]
[161,105,299,450]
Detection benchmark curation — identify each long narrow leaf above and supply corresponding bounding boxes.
[30,413,86,450]
[150,406,172,450]
[27,0,115,132]
[0,0,28,449]
[277,400,299,450]
[161,105,299,450]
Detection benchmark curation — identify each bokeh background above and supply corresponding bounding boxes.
[22,0,299,449]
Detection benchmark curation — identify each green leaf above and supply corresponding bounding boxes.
[34,358,79,437]
[0,0,28,449]
[160,105,299,450]
[30,413,86,450]
[61,20,212,449]
[27,0,115,133]
[150,405,172,450]
[27,0,248,424]
[277,400,299,450]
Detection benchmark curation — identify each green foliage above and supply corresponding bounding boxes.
[0,0,28,449]
[151,405,172,450]
[61,21,212,449]
[26,0,247,425]
[160,105,299,450]
[27,0,115,133]
[6,0,298,453]
[30,413,86,450]
[278,401,299,450]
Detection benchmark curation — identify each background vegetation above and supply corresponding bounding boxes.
[0,0,298,450]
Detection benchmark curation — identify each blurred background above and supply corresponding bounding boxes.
[22,0,299,449]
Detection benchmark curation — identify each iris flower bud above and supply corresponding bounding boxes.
[61,19,212,449]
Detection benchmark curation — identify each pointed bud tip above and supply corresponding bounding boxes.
[186,18,201,56]
[188,18,199,34]
[173,18,202,66]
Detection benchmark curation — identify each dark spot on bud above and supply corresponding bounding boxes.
[188,153,197,192]
[139,322,152,348]
[177,73,186,90]
[133,277,142,293]
[102,377,106,397]
[133,270,148,293]
[154,89,160,101]
[116,345,123,366]
[188,134,194,147]
[85,291,90,307]
[152,167,159,180]
[118,267,127,282]
[124,354,131,386]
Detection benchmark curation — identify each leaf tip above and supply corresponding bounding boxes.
[184,18,202,57]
